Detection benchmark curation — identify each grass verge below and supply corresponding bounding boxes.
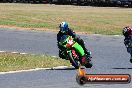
[0,3,132,35]
[0,52,70,72]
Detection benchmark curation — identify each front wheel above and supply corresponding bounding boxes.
[85,61,93,68]
[68,51,79,69]
[84,57,93,68]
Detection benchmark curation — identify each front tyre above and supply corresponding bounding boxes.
[85,61,93,68]
[68,51,79,69]
[85,57,93,68]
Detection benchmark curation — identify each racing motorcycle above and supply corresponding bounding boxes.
[59,35,92,69]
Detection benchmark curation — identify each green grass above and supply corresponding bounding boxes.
[0,3,132,34]
[0,52,70,72]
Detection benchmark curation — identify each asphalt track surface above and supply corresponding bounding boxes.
[0,28,132,88]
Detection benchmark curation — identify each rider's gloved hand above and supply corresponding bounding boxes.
[87,51,92,58]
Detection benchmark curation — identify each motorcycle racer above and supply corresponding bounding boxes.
[122,26,132,63]
[57,21,91,65]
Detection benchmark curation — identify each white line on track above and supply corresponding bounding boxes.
[114,35,121,37]
[51,66,69,69]
[0,66,70,75]
[12,52,19,54]
[20,53,28,55]
[0,68,50,75]
[0,51,6,53]
[52,56,57,57]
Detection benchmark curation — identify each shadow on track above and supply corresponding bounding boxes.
[46,67,76,70]
[112,68,132,69]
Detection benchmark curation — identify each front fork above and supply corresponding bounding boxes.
[67,49,80,65]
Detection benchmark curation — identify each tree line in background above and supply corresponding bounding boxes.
[0,0,132,7]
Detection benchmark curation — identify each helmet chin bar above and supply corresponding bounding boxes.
[60,27,68,33]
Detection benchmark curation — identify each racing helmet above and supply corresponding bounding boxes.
[122,26,132,37]
[59,22,69,33]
